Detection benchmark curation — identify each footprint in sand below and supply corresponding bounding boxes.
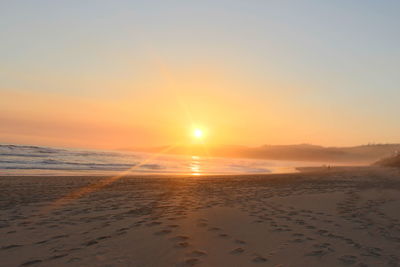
[83,240,98,246]
[117,227,129,232]
[292,233,304,237]
[51,234,69,239]
[291,238,305,243]
[197,222,208,227]
[170,235,190,241]
[218,233,230,238]
[187,250,207,257]
[2,244,22,249]
[305,250,329,257]
[338,255,357,265]
[21,259,43,266]
[252,255,268,263]
[181,258,200,266]
[67,257,81,263]
[361,247,382,257]
[146,221,162,227]
[170,235,190,248]
[230,247,245,254]
[49,254,68,260]
[154,229,172,235]
[96,235,111,240]
[175,242,190,248]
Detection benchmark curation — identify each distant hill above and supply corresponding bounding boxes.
[374,153,400,167]
[121,143,400,163]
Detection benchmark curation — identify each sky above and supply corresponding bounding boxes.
[1,0,400,149]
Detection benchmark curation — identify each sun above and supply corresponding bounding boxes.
[193,128,203,139]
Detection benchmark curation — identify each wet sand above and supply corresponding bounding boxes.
[1,167,400,266]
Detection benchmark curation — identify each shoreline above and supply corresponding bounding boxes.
[0,164,372,177]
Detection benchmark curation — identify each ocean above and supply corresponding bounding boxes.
[0,144,324,176]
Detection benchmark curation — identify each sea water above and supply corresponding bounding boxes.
[0,144,324,176]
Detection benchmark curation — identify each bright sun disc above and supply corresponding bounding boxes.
[193,128,203,139]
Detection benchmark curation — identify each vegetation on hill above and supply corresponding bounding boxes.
[375,153,400,167]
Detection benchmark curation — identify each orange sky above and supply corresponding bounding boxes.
[1,63,396,150]
[1,65,302,148]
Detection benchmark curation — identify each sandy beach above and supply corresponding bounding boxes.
[1,167,400,267]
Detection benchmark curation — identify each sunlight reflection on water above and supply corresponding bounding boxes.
[190,156,201,175]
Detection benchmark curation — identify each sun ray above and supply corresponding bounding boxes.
[42,143,179,213]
